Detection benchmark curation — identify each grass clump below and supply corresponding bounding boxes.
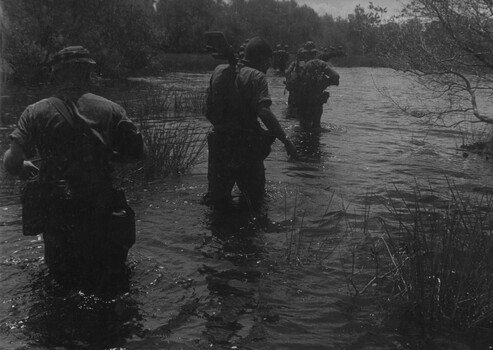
[119,86,208,180]
[139,120,208,178]
[379,181,493,332]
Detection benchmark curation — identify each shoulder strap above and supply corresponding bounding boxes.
[48,96,75,127]
[49,96,106,146]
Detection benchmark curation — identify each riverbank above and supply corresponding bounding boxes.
[139,52,388,76]
[0,52,389,86]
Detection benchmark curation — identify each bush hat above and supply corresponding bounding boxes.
[51,46,95,71]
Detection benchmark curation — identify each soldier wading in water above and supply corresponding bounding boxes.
[285,41,340,129]
[204,36,297,210]
[3,46,144,292]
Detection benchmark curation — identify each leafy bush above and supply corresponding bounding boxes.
[1,0,157,82]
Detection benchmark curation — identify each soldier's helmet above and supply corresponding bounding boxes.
[303,41,318,59]
[244,37,273,63]
[297,48,308,61]
[51,46,96,72]
[303,41,317,53]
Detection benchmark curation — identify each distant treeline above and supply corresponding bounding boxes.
[1,0,389,83]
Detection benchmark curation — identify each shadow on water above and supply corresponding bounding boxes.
[123,202,276,350]
[198,206,268,347]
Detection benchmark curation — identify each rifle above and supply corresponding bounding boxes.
[204,31,237,65]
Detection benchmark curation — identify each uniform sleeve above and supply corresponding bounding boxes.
[114,107,144,158]
[324,63,340,86]
[323,63,338,77]
[286,62,295,75]
[254,74,272,109]
[9,105,37,158]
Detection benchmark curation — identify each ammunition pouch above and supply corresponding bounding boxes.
[21,179,72,236]
[21,179,135,252]
[319,91,330,104]
[328,74,339,86]
[107,188,136,251]
[21,180,47,236]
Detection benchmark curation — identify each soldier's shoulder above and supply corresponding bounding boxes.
[239,65,266,80]
[78,93,126,114]
[28,98,53,115]
[306,58,325,66]
[213,63,231,73]
[82,92,118,105]
[211,64,236,79]
[30,98,51,108]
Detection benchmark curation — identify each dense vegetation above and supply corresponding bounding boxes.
[0,0,386,83]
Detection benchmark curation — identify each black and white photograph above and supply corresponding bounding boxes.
[1,0,493,348]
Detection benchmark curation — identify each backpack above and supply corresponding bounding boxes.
[298,60,331,95]
[285,61,305,93]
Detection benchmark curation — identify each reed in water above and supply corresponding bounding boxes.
[118,88,208,180]
[372,180,493,333]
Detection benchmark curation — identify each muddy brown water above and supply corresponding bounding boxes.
[1,68,493,349]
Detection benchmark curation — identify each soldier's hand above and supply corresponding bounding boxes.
[20,160,39,180]
[284,139,298,160]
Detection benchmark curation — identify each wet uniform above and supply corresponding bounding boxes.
[205,62,275,207]
[285,59,307,107]
[10,88,142,286]
[277,49,289,74]
[286,58,339,128]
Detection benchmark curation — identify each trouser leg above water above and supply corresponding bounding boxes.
[206,132,268,208]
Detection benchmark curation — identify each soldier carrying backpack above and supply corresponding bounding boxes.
[285,41,340,129]
[3,46,144,292]
[204,36,297,210]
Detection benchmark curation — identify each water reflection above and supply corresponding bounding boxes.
[3,69,493,348]
[198,206,273,348]
[204,205,266,262]
[291,129,323,162]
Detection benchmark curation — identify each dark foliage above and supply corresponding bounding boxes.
[1,0,389,82]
